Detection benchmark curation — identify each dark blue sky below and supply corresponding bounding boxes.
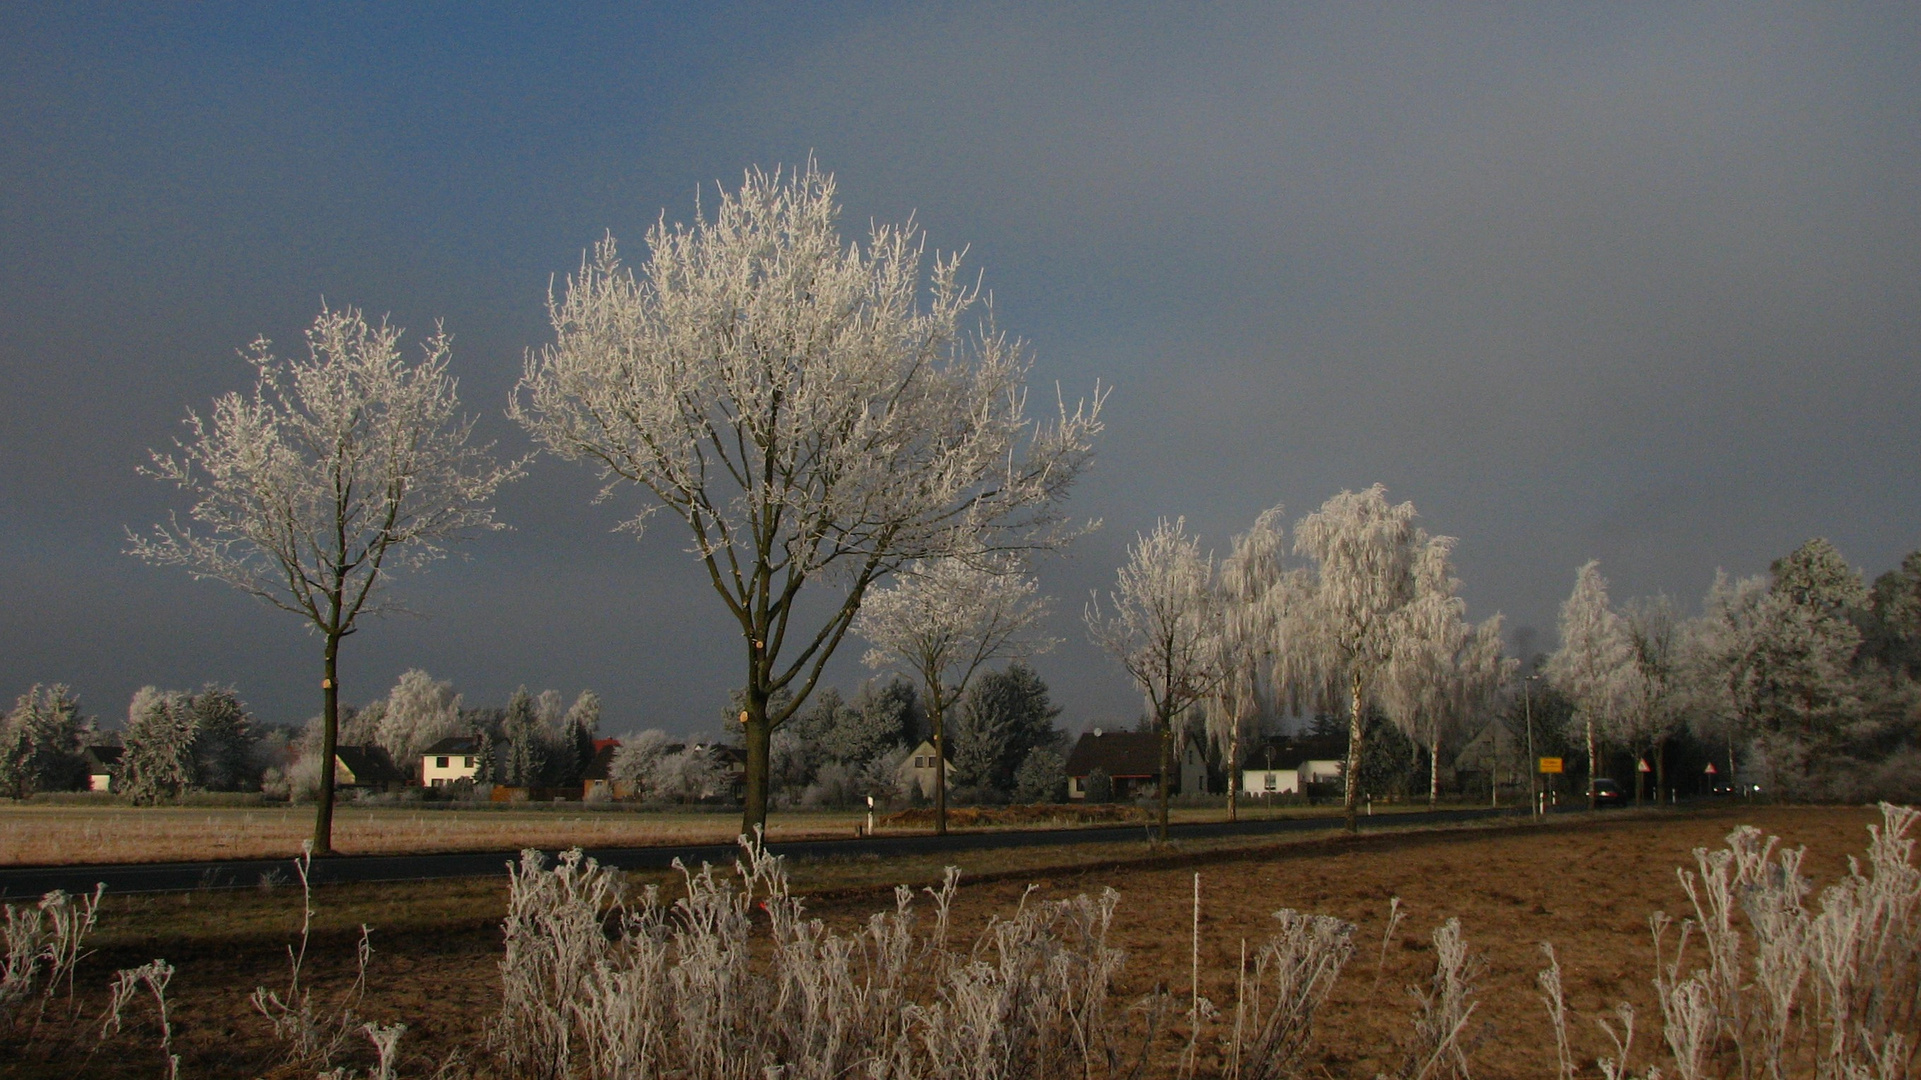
[5,4,1918,737]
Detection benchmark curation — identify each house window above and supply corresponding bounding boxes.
[437,756,449,768]
[1264,773,1276,791]
[914,756,926,769]
[462,756,474,768]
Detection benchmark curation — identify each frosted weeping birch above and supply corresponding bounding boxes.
[857,555,1053,835]
[513,162,1102,834]
[129,306,521,853]
[1294,486,1426,832]
[1622,595,1681,804]
[1545,561,1634,810]
[1086,518,1218,841]
[1202,506,1299,823]
[1382,536,1468,806]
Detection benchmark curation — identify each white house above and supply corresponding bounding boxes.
[420,735,483,787]
[84,745,122,793]
[896,740,952,800]
[1238,736,1345,797]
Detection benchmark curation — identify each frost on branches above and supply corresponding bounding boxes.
[1292,486,1430,832]
[514,161,1102,833]
[128,306,522,852]
[1086,518,1219,840]
[856,554,1053,834]
[1546,560,1635,809]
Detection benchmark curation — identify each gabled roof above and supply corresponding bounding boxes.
[421,735,482,757]
[85,745,123,770]
[1064,730,1164,779]
[1240,736,1347,772]
[335,744,405,786]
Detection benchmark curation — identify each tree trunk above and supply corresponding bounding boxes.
[1226,715,1241,824]
[1157,710,1172,843]
[931,688,948,837]
[1345,668,1364,834]
[1585,715,1597,811]
[1429,731,1440,807]
[1655,735,1667,805]
[312,630,342,855]
[740,690,771,838]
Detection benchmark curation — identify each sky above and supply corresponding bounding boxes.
[3,4,1917,738]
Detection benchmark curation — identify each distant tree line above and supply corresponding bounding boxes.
[600,664,1066,810]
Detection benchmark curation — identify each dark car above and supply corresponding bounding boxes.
[1588,777,1627,807]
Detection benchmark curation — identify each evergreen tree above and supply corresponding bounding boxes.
[1744,539,1869,789]
[950,663,1063,792]
[0,684,92,798]
[1865,550,1921,683]
[121,687,198,804]
[188,684,256,791]
[500,687,547,787]
[825,678,920,767]
[560,691,601,786]
[1013,745,1067,803]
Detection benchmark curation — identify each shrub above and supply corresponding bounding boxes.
[1084,767,1113,803]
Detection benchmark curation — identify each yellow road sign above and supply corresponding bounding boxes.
[1538,757,1564,774]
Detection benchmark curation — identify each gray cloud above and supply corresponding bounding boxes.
[2,4,1915,734]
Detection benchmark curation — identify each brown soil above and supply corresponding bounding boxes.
[0,804,1884,1079]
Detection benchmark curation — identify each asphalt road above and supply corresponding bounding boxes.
[0,804,1535,899]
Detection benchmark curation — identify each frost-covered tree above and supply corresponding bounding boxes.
[649,747,725,803]
[1203,507,1299,822]
[1086,518,1218,840]
[1620,595,1682,803]
[1745,539,1869,790]
[512,162,1102,834]
[1865,550,1921,682]
[120,687,198,805]
[608,729,675,799]
[1546,561,1635,809]
[373,669,463,766]
[498,687,547,788]
[856,554,1053,834]
[829,678,923,769]
[1381,535,1468,806]
[0,685,92,798]
[562,691,601,784]
[1293,486,1428,831]
[1686,570,1771,778]
[1012,745,1066,803]
[128,306,521,852]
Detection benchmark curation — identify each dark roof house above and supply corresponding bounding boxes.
[1064,728,1208,798]
[1239,736,1347,773]
[1065,730,1164,780]
[421,735,483,757]
[333,744,405,789]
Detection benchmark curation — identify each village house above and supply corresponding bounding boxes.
[1063,727,1207,800]
[1238,735,1346,797]
[894,739,953,800]
[579,737,624,799]
[84,745,121,793]
[420,735,484,788]
[333,744,405,791]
